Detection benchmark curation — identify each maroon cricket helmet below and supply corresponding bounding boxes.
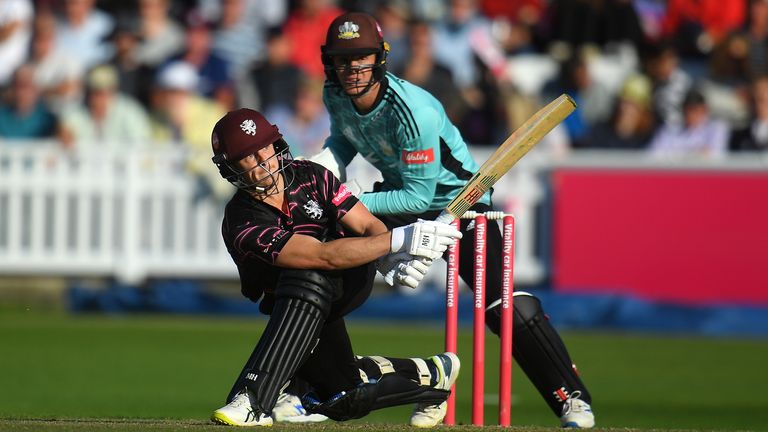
[321,12,390,93]
[211,108,283,162]
[322,12,385,57]
[211,108,294,195]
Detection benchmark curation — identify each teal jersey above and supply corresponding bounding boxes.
[323,72,491,215]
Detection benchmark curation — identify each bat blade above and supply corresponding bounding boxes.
[437,94,576,222]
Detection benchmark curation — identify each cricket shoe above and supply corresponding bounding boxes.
[271,392,328,423]
[211,391,273,427]
[409,352,461,428]
[560,391,595,428]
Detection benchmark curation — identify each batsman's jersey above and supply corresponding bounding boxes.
[221,160,358,304]
[323,72,491,215]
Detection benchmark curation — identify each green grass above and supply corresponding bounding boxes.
[0,311,767,431]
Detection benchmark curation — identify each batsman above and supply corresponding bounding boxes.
[306,11,596,428]
[208,108,464,426]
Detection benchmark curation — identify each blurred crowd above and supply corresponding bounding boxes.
[2,0,768,163]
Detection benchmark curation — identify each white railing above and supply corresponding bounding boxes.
[0,145,236,284]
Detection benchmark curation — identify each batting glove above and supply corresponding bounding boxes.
[392,257,433,290]
[390,219,463,260]
[376,251,412,282]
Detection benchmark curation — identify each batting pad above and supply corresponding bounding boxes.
[235,296,326,415]
[503,293,592,415]
[302,374,449,421]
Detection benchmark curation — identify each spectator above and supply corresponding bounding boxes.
[209,0,287,79]
[397,20,467,125]
[649,87,729,158]
[250,27,303,113]
[633,0,668,42]
[0,0,34,86]
[544,0,645,56]
[644,41,692,127]
[57,64,151,150]
[661,0,745,58]
[431,0,504,89]
[54,0,114,69]
[587,74,656,149]
[149,61,227,199]
[107,16,155,109]
[746,0,768,79]
[709,32,752,87]
[547,51,613,147]
[493,16,537,56]
[134,0,185,68]
[29,10,84,113]
[430,0,508,144]
[0,64,57,140]
[730,76,768,151]
[409,0,447,22]
[173,12,234,110]
[265,76,329,157]
[282,0,342,78]
[375,0,410,74]
[716,0,768,82]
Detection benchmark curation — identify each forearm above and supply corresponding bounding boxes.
[313,232,392,269]
[360,187,433,214]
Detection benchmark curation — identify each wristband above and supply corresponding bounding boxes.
[390,227,405,253]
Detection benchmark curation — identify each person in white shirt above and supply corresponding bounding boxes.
[54,0,114,69]
[649,88,729,158]
[0,0,34,85]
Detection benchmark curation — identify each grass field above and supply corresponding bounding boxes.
[1,311,767,431]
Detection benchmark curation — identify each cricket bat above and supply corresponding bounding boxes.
[436,94,576,223]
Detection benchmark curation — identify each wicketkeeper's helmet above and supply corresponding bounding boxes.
[321,12,390,95]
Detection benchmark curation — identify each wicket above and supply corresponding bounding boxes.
[444,211,514,426]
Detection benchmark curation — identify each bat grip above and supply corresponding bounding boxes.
[435,211,456,225]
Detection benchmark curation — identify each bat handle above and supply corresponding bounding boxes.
[435,211,457,224]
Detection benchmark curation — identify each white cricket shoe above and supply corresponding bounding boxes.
[560,391,595,428]
[211,391,273,427]
[271,392,329,423]
[410,352,461,428]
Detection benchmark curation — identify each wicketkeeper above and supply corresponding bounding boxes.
[208,108,463,426]
[305,11,595,428]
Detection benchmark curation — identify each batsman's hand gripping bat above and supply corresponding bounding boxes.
[435,94,576,224]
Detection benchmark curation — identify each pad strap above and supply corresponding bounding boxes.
[410,358,432,386]
[367,355,395,375]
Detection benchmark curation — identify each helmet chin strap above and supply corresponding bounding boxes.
[248,172,280,199]
[247,154,296,199]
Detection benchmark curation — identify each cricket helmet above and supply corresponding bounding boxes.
[211,108,294,195]
[321,12,390,96]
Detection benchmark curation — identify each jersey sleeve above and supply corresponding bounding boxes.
[311,161,359,218]
[226,217,294,266]
[222,202,293,266]
[359,106,441,214]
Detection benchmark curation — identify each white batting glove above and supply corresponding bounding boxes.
[376,251,412,281]
[392,257,434,290]
[390,219,463,260]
